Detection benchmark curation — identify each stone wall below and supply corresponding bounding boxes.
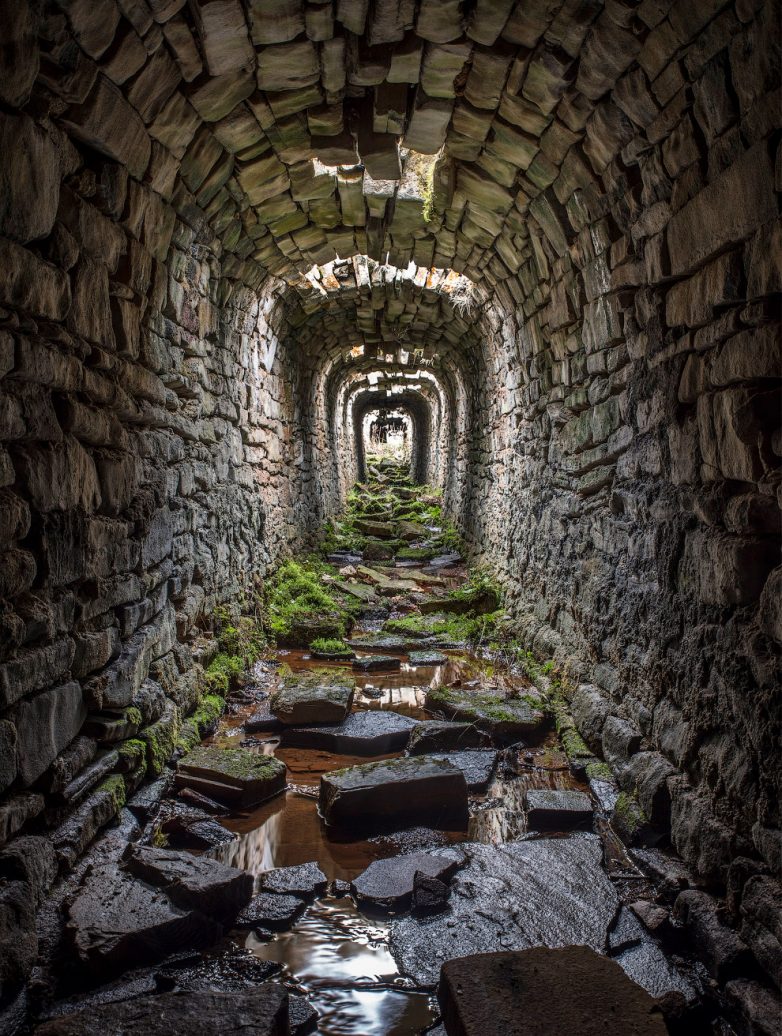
[456,3,782,900]
[0,129,311,877]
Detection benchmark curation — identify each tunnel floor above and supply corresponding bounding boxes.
[29,464,726,1036]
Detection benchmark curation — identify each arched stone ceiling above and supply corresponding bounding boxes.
[33,0,653,292]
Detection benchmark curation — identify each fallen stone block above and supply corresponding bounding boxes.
[425,686,549,743]
[235,892,306,932]
[351,849,463,912]
[525,788,594,831]
[66,863,222,976]
[407,720,491,754]
[320,756,469,831]
[175,746,287,808]
[427,750,498,793]
[258,861,328,899]
[270,672,354,724]
[280,710,418,755]
[352,654,402,672]
[438,946,669,1036]
[125,845,252,921]
[34,987,289,1034]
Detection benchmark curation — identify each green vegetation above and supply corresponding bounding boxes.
[117,738,146,773]
[310,637,353,656]
[205,652,244,695]
[98,774,127,813]
[264,557,356,644]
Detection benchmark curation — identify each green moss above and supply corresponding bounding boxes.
[585,759,614,781]
[141,708,180,777]
[98,774,126,812]
[265,557,353,642]
[613,791,647,835]
[192,692,225,732]
[125,706,142,728]
[205,652,244,694]
[218,616,265,663]
[117,738,146,772]
[310,637,352,655]
[175,719,201,756]
[181,745,285,781]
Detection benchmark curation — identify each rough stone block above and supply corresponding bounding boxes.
[667,142,777,276]
[14,681,87,787]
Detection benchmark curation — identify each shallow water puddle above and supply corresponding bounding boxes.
[248,898,438,1035]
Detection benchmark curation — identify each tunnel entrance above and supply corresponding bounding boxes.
[0,0,779,1034]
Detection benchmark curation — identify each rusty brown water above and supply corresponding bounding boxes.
[204,632,589,1036]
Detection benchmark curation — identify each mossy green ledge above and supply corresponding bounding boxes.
[176,745,287,808]
[425,686,550,743]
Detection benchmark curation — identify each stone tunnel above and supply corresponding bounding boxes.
[0,0,780,1033]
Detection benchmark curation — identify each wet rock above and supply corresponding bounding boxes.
[412,872,450,915]
[125,845,253,921]
[408,650,448,666]
[355,518,395,538]
[525,789,594,831]
[235,892,306,931]
[0,879,37,993]
[177,787,228,815]
[280,710,418,755]
[351,849,463,912]
[320,756,469,831]
[390,834,619,987]
[269,672,354,724]
[614,940,698,1005]
[427,750,498,793]
[0,834,58,907]
[258,861,328,899]
[674,889,751,981]
[738,874,782,988]
[438,946,669,1036]
[155,947,282,993]
[725,977,782,1036]
[175,746,287,808]
[244,701,284,734]
[158,800,236,850]
[127,776,169,822]
[609,906,647,952]
[631,848,693,893]
[408,720,492,754]
[352,654,402,671]
[66,863,221,976]
[34,986,289,1034]
[425,686,549,743]
[346,634,412,653]
[630,900,672,937]
[289,994,318,1035]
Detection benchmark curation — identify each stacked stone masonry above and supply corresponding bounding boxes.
[0,0,780,1020]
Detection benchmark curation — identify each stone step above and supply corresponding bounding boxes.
[319,756,469,831]
[525,788,594,831]
[269,672,355,724]
[280,710,418,755]
[351,848,464,912]
[175,747,287,808]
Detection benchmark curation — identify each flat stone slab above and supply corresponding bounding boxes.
[320,756,469,831]
[244,702,284,734]
[351,849,464,912]
[35,987,289,1035]
[352,654,402,671]
[390,834,620,987]
[346,634,412,653]
[334,579,377,603]
[258,861,328,899]
[408,721,491,754]
[425,687,549,743]
[176,747,287,808]
[235,892,306,931]
[66,863,221,976]
[125,845,253,921]
[427,750,498,793]
[525,789,593,831]
[438,946,669,1036]
[408,650,448,666]
[280,710,418,755]
[270,672,354,725]
[355,518,395,538]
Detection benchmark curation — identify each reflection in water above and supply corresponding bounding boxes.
[248,898,437,1036]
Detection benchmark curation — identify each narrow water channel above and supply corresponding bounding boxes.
[202,636,589,1035]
